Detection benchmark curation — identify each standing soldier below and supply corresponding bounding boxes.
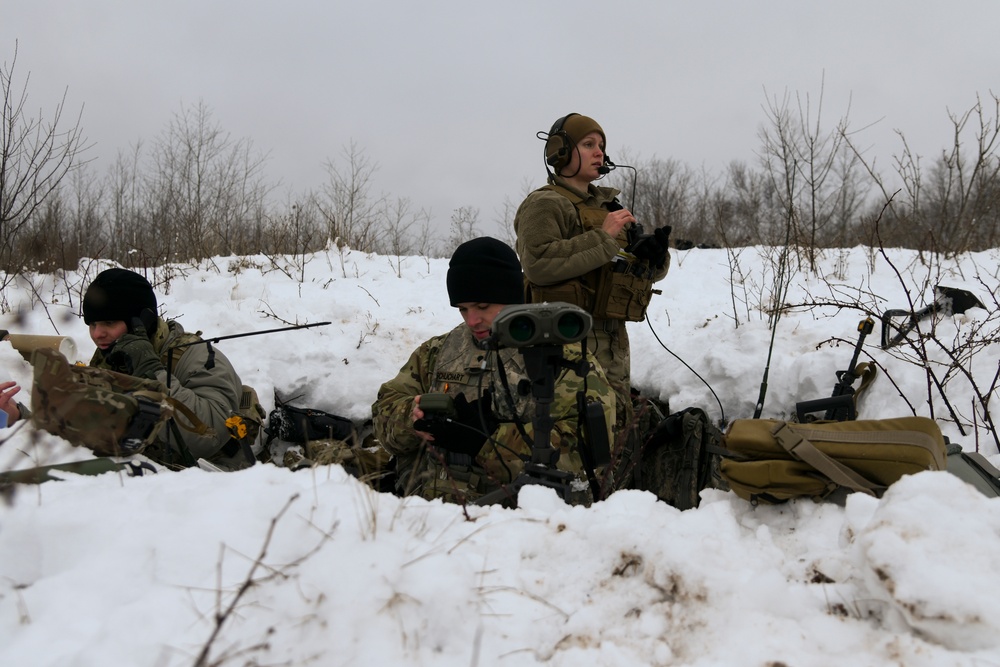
[514,113,670,480]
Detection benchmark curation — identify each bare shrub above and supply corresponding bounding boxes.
[446,205,481,255]
[317,141,387,253]
[0,42,89,308]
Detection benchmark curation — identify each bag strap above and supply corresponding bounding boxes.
[851,362,877,412]
[169,398,209,434]
[135,390,209,468]
[130,390,210,436]
[770,421,886,496]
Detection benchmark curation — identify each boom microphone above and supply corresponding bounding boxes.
[600,159,638,210]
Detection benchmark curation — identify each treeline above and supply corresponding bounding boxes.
[4,44,1000,281]
[3,95,470,275]
[612,90,1000,266]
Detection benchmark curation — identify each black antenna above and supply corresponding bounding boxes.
[162,321,331,465]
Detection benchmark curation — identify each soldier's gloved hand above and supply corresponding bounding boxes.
[634,226,671,268]
[105,317,164,380]
[649,226,671,268]
[132,308,158,337]
[428,391,498,457]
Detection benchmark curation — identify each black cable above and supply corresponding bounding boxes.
[645,317,726,424]
[477,349,517,481]
[604,161,638,211]
[493,348,534,454]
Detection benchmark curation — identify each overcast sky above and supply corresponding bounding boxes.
[4,1,999,233]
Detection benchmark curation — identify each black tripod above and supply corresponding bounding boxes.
[475,344,578,507]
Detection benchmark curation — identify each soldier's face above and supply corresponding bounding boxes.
[456,302,505,342]
[89,320,128,350]
[560,131,605,182]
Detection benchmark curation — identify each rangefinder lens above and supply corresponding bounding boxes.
[557,313,585,340]
[508,315,536,343]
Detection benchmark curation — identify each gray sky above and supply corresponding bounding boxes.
[4,1,999,233]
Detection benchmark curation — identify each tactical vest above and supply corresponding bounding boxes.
[525,184,657,322]
[413,327,597,506]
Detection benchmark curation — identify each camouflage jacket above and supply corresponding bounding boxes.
[514,177,670,288]
[372,322,616,504]
[90,318,245,468]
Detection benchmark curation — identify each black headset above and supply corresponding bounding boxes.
[545,112,580,168]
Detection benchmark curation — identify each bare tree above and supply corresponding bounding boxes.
[105,142,145,263]
[317,141,387,252]
[609,150,695,237]
[447,205,480,253]
[145,101,271,262]
[923,94,1000,252]
[721,160,778,247]
[41,165,105,271]
[0,42,90,278]
[412,214,440,269]
[758,79,866,264]
[843,93,1000,254]
[379,196,430,277]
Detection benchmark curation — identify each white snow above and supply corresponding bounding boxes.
[1,244,998,666]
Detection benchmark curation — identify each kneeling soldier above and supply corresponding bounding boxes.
[372,237,617,506]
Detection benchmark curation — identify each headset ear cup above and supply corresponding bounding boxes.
[544,113,577,170]
[546,139,568,168]
[546,141,559,167]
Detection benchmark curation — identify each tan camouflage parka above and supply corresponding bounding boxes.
[372,322,616,505]
[514,176,670,290]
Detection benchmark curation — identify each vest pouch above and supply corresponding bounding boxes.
[592,262,655,321]
[526,278,595,312]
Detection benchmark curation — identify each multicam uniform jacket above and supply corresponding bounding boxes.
[372,322,616,505]
[90,318,247,469]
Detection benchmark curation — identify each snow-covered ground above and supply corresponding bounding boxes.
[1,244,998,666]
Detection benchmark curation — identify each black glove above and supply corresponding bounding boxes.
[129,308,159,338]
[104,316,165,380]
[650,226,671,268]
[416,390,498,457]
[633,226,671,269]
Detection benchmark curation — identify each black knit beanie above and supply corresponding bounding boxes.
[82,268,158,325]
[446,237,525,306]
